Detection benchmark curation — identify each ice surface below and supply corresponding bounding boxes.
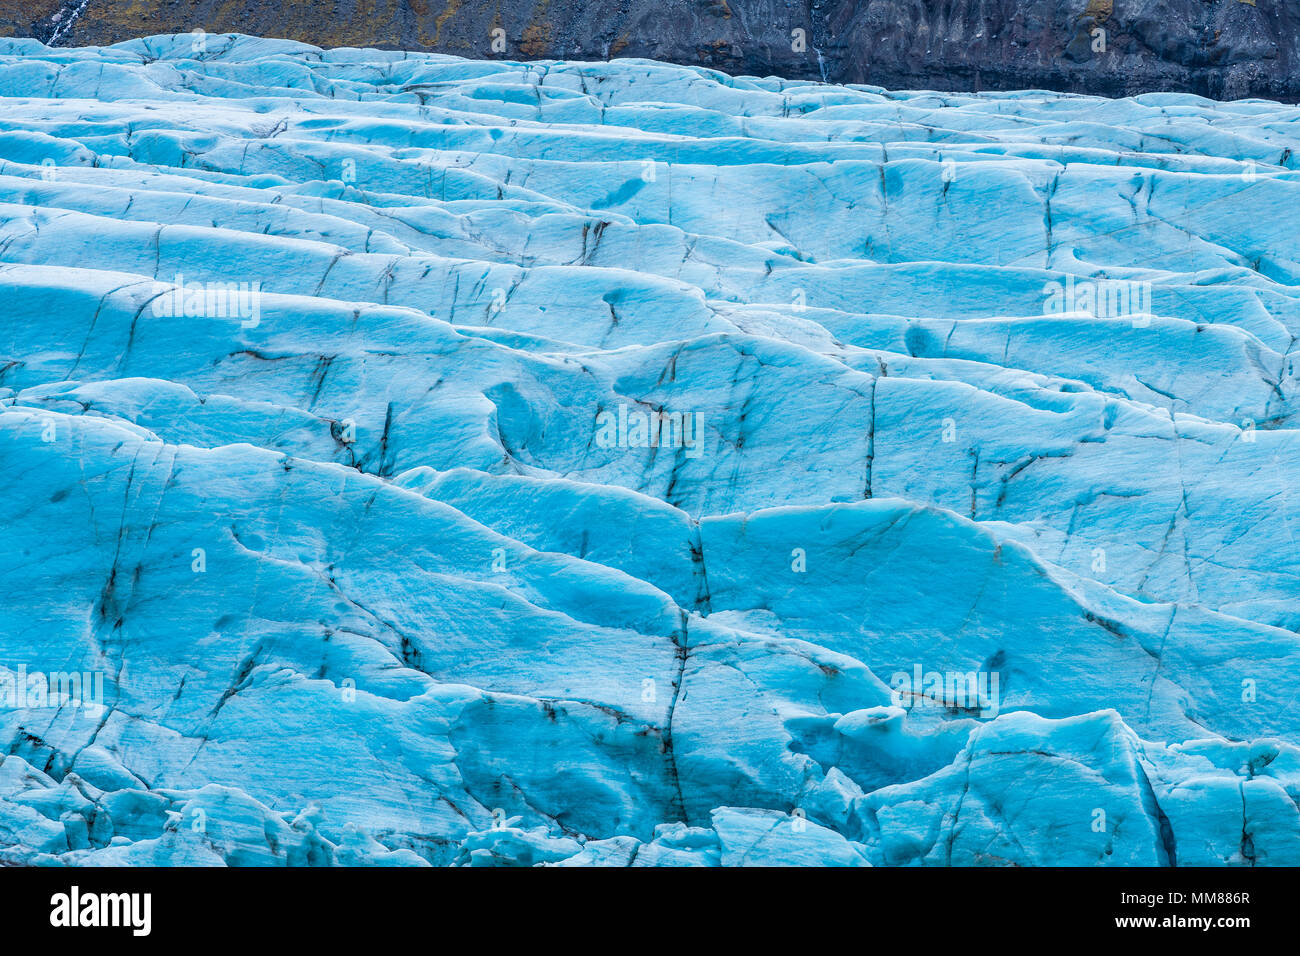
[0,33,1296,866]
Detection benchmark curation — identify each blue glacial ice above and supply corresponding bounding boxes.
[0,32,1297,866]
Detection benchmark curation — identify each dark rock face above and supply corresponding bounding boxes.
[2,0,1298,101]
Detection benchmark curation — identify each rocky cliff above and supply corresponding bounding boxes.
[1,0,1298,101]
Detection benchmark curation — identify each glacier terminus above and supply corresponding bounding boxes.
[0,31,1296,868]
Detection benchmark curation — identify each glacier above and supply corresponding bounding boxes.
[0,32,1296,867]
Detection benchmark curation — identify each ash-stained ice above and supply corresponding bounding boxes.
[0,32,1297,866]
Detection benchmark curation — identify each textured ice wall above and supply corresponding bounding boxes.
[0,33,1297,866]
